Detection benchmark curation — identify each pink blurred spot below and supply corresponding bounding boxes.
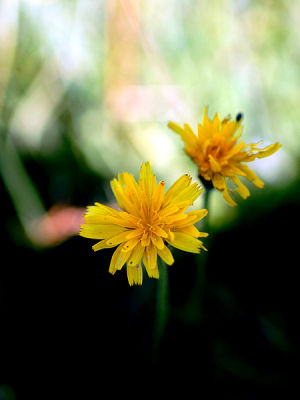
[30,205,85,247]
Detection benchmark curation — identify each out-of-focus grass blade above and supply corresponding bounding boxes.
[0,137,46,243]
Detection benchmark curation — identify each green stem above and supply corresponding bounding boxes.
[186,188,211,322]
[198,187,211,304]
[154,258,169,350]
[203,188,211,224]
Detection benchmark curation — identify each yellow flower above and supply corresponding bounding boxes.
[80,162,208,286]
[168,107,281,206]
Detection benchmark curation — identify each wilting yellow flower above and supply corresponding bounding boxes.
[80,162,208,285]
[168,108,281,206]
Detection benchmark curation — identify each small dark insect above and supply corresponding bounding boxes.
[236,112,243,122]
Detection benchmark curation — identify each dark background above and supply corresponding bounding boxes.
[1,146,300,398]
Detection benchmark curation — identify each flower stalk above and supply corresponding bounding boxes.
[184,190,210,323]
[154,257,169,350]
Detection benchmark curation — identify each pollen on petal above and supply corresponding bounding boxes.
[127,243,145,267]
[122,237,141,252]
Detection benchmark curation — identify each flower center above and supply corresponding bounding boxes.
[144,223,153,235]
[136,213,167,247]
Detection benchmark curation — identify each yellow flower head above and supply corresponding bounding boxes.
[168,107,281,206]
[80,162,208,286]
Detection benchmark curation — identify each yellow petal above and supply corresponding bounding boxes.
[110,178,125,209]
[222,120,240,138]
[117,172,141,209]
[212,173,226,191]
[168,121,198,148]
[152,225,168,238]
[212,113,221,131]
[231,176,250,199]
[174,209,208,227]
[177,182,202,203]
[221,164,247,177]
[120,172,139,195]
[197,231,209,238]
[152,181,165,211]
[110,178,138,216]
[238,165,265,188]
[141,233,151,247]
[139,161,156,200]
[224,141,246,160]
[202,106,211,130]
[158,205,179,217]
[165,176,202,207]
[85,202,118,217]
[222,187,237,207]
[127,264,143,286]
[179,225,205,238]
[122,237,141,252]
[157,245,174,265]
[142,243,157,270]
[151,234,165,250]
[84,213,138,229]
[105,230,133,246]
[254,142,281,159]
[186,209,208,221]
[125,229,143,240]
[109,243,132,274]
[144,264,159,279]
[208,155,221,173]
[167,121,186,136]
[167,232,202,254]
[80,224,127,239]
[164,212,188,224]
[183,123,200,147]
[84,214,116,224]
[167,230,175,241]
[92,240,117,252]
[197,123,206,141]
[117,212,140,227]
[164,174,192,203]
[127,243,145,266]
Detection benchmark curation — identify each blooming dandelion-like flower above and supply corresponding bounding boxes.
[168,107,281,206]
[80,162,208,285]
